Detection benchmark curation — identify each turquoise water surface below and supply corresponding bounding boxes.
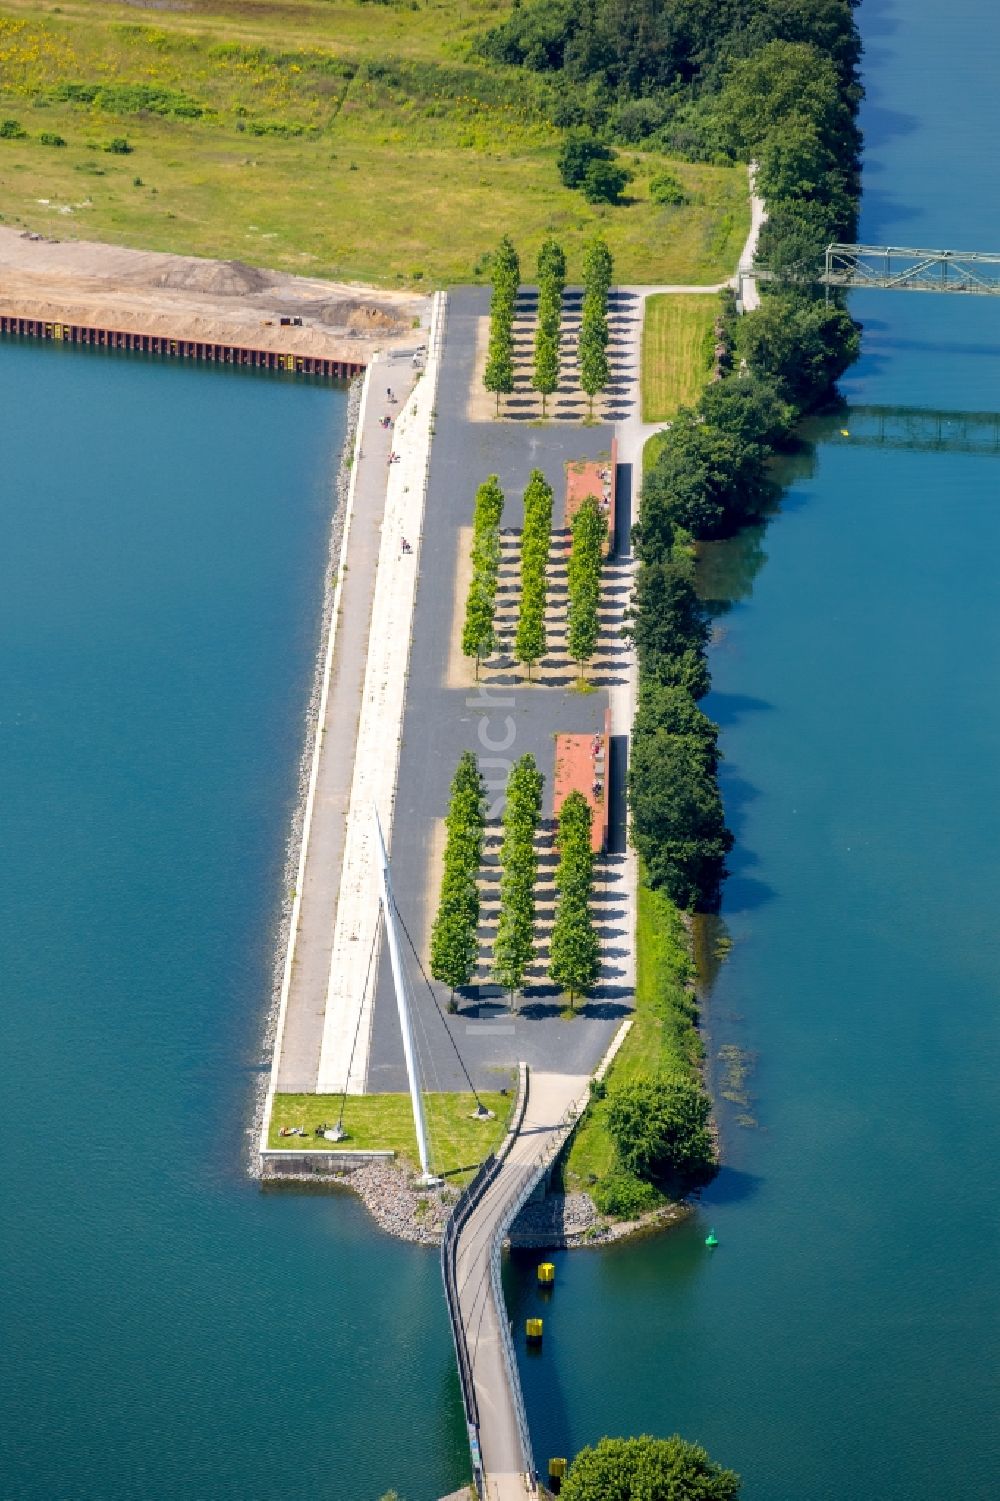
[509,2,1000,1497]
[0,347,468,1500]
[3,2,1000,1498]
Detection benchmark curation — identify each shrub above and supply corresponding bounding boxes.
[649,170,687,205]
[38,132,66,148]
[105,137,133,155]
[592,1168,662,1219]
[557,131,612,189]
[0,120,26,139]
[606,1075,716,1186]
[582,158,629,203]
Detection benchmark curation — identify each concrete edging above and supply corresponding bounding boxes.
[260,1148,395,1175]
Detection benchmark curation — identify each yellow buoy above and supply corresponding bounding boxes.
[537,1262,555,1286]
[525,1317,544,1342]
[840,429,850,437]
[548,1457,567,1478]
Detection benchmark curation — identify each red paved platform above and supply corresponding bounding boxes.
[553,709,610,853]
[564,436,616,556]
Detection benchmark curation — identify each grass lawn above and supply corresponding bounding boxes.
[269,1089,512,1181]
[641,292,719,423]
[561,884,703,1192]
[0,0,749,285]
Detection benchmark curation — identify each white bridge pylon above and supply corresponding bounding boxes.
[373,806,440,1186]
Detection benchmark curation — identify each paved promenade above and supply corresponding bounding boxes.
[265,296,443,1104]
[365,287,626,1096]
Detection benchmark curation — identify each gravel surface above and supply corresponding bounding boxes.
[0,227,428,360]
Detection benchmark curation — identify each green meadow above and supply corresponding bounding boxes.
[0,0,748,285]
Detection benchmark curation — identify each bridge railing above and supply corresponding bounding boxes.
[440,1064,530,1498]
[482,1089,589,1491]
[441,1150,500,1498]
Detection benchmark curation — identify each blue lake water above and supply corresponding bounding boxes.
[507,3,1000,1497]
[0,347,468,1500]
[2,1,1000,1497]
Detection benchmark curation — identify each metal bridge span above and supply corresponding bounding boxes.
[756,243,1000,296]
[839,405,1000,454]
[441,1066,589,1501]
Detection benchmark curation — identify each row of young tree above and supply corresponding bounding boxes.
[429,751,485,996]
[533,235,565,415]
[483,235,519,414]
[492,753,543,999]
[549,790,601,1003]
[461,470,605,683]
[567,493,608,679]
[513,469,553,678]
[430,753,601,1005]
[461,475,504,678]
[578,238,613,416]
[483,234,614,415]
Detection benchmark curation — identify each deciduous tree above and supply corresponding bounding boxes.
[562,1434,740,1501]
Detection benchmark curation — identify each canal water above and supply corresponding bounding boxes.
[509,2,1000,1498]
[2,4,998,1500]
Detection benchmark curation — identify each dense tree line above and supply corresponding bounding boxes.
[567,494,608,678]
[514,469,553,678]
[479,0,860,174]
[430,752,486,996]
[578,238,613,414]
[492,754,544,1004]
[483,235,519,413]
[461,475,505,677]
[549,791,600,1004]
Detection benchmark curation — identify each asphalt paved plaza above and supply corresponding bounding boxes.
[366,288,633,1094]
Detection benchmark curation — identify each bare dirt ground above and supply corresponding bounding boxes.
[0,228,429,358]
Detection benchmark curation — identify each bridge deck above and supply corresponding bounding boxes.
[450,1070,588,1497]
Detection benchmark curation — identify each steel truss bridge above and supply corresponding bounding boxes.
[839,405,1000,454]
[756,244,1000,296]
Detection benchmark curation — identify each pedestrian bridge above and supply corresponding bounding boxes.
[756,243,1000,296]
[837,405,1000,454]
[441,1066,588,1501]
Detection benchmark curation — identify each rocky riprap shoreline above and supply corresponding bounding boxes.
[260,1153,690,1249]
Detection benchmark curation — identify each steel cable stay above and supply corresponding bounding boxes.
[332,915,381,1138]
[390,892,490,1115]
[402,932,442,1178]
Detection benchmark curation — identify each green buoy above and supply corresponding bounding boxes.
[705,1228,718,1248]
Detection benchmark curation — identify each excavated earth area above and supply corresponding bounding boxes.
[0,227,428,359]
